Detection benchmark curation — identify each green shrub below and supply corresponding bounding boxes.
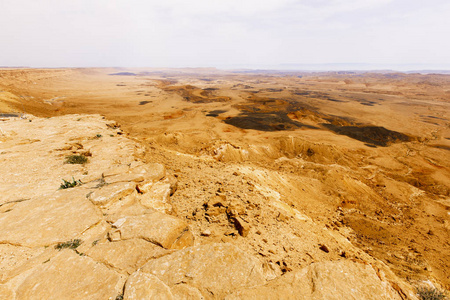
[65,154,88,164]
[55,239,82,250]
[115,294,123,300]
[59,177,82,189]
[417,286,448,300]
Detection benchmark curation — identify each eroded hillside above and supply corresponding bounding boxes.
[1,68,449,298]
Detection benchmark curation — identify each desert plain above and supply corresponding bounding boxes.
[0,68,449,299]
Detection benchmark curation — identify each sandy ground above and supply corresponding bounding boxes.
[1,67,449,289]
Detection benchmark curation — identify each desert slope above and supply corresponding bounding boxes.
[1,68,449,298]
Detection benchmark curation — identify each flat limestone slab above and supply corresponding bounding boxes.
[141,243,266,299]
[15,250,124,300]
[86,239,171,274]
[124,271,174,300]
[88,182,136,206]
[0,189,101,247]
[119,212,194,249]
[225,260,404,300]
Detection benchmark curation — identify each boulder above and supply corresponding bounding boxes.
[141,243,266,298]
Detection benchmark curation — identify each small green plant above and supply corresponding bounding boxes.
[94,134,102,139]
[417,286,447,300]
[65,154,88,164]
[92,239,100,246]
[55,239,82,250]
[115,294,124,300]
[59,177,82,189]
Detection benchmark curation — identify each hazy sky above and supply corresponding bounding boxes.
[1,0,449,69]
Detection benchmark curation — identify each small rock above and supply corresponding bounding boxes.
[201,229,212,237]
[319,244,330,253]
[112,218,127,228]
[234,217,251,237]
[108,230,121,242]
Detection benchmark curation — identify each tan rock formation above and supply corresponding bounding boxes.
[124,271,174,300]
[86,239,170,274]
[0,190,100,247]
[15,250,125,300]
[226,261,414,300]
[118,212,194,249]
[0,112,424,299]
[141,243,266,298]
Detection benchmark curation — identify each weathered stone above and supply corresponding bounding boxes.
[75,220,110,254]
[15,250,124,300]
[136,181,154,194]
[112,218,127,228]
[104,173,145,184]
[0,244,44,280]
[138,182,173,213]
[0,248,58,284]
[131,163,166,182]
[226,261,406,300]
[105,205,155,224]
[234,217,251,237]
[0,284,14,299]
[141,243,266,298]
[88,182,135,206]
[162,175,178,196]
[108,230,121,242]
[102,164,130,177]
[0,190,101,247]
[171,284,205,300]
[86,239,170,274]
[124,271,173,300]
[201,229,212,236]
[101,190,138,216]
[118,212,194,249]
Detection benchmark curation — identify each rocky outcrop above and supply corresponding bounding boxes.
[226,261,405,300]
[0,114,420,299]
[15,250,125,300]
[141,243,266,298]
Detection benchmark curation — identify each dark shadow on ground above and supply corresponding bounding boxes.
[224,112,318,131]
[322,124,414,146]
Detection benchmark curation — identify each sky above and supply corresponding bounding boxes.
[1,0,450,70]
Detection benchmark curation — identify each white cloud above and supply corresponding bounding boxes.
[0,0,449,68]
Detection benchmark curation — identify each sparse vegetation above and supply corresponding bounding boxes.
[59,177,82,189]
[416,286,448,300]
[65,154,88,164]
[92,239,100,246]
[55,239,82,250]
[115,293,124,300]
